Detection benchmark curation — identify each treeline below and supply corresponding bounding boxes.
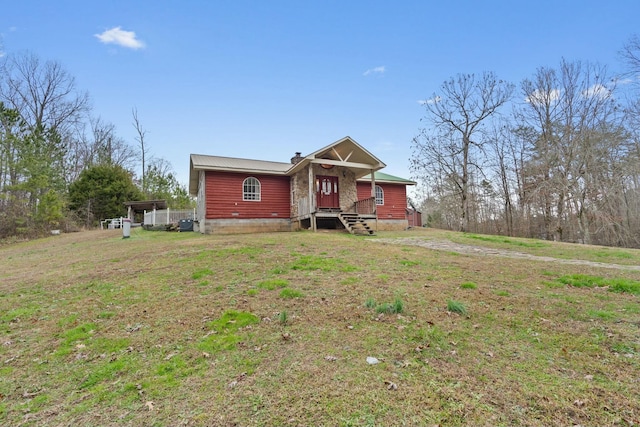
[0,52,192,239]
[412,36,640,248]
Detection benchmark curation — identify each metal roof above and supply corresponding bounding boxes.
[358,171,416,185]
[190,154,291,174]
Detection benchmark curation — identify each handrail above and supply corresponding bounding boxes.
[354,197,376,215]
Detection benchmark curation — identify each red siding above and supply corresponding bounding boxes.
[357,182,408,219]
[407,209,422,227]
[205,172,291,219]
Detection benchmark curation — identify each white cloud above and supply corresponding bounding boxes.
[95,26,145,49]
[525,89,560,105]
[582,83,611,100]
[363,66,385,76]
[374,141,395,152]
[418,96,441,105]
[615,77,634,85]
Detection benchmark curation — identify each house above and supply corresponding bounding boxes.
[188,136,416,234]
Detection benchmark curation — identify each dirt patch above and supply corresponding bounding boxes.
[374,237,640,271]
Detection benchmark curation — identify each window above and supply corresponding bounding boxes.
[243,177,261,201]
[375,185,384,205]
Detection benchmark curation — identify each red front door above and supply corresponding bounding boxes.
[316,175,339,209]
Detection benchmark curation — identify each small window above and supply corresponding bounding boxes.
[243,177,261,201]
[375,185,384,205]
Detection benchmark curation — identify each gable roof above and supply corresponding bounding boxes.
[358,171,416,185]
[287,136,386,178]
[189,136,399,195]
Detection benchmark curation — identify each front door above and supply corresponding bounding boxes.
[316,175,339,209]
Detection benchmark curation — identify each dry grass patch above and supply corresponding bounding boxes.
[1,228,639,425]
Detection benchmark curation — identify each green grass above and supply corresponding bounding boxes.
[207,310,260,333]
[340,277,360,285]
[290,254,358,272]
[1,227,640,426]
[367,297,405,314]
[1,306,38,323]
[192,268,214,280]
[279,288,304,298]
[447,300,468,316]
[364,297,377,309]
[257,278,289,290]
[80,359,129,389]
[587,309,617,321]
[448,232,640,265]
[278,310,289,325]
[556,274,640,295]
[462,233,549,248]
[199,310,260,354]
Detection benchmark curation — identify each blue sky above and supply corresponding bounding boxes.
[2,1,639,188]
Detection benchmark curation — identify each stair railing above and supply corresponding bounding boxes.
[354,197,376,215]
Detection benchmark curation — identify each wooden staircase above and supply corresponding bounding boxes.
[338,212,375,235]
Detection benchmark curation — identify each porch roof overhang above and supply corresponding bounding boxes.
[123,200,168,213]
[287,136,386,178]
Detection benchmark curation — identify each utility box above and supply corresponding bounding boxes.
[179,219,194,232]
[122,218,131,238]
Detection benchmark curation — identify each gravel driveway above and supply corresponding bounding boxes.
[373,237,640,271]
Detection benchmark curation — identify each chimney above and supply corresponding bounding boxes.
[291,152,303,164]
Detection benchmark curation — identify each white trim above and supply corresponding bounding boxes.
[243,177,261,201]
[375,185,384,206]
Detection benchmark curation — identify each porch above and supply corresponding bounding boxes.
[295,195,377,235]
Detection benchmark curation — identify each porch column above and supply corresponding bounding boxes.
[371,169,376,199]
[371,169,378,232]
[308,165,316,231]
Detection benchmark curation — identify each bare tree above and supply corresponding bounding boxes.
[412,72,514,232]
[487,121,521,236]
[518,59,623,243]
[0,52,89,235]
[621,34,640,77]
[66,116,137,182]
[0,52,89,133]
[132,107,149,195]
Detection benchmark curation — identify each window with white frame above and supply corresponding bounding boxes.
[243,177,261,201]
[375,185,384,205]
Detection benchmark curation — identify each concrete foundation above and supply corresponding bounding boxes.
[200,218,292,234]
